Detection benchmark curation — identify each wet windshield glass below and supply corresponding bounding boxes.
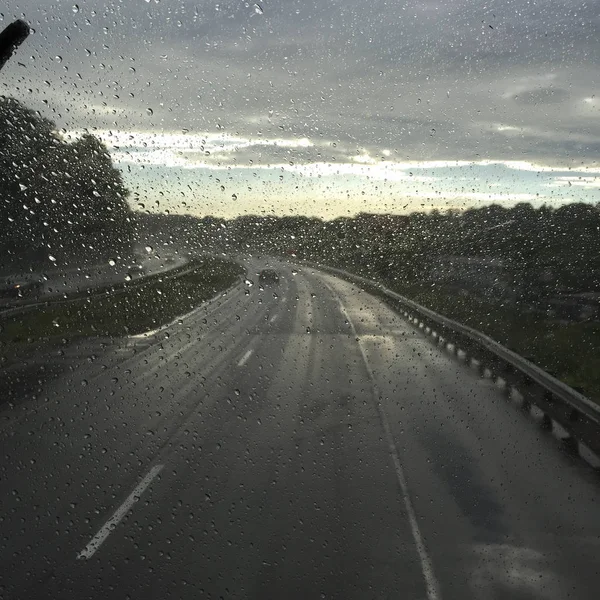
[1,2,599,599]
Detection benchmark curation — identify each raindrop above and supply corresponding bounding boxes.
[19,183,27,191]
[146,108,154,116]
[108,259,116,266]
[145,245,153,253]
[72,4,79,13]
[125,273,132,281]
[49,255,57,262]
[253,3,264,15]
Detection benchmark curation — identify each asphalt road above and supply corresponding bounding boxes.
[1,260,599,600]
[0,243,187,309]
[40,244,188,296]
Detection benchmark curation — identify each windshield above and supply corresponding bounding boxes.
[1,2,599,599]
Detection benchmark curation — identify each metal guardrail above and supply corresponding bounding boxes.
[311,262,600,467]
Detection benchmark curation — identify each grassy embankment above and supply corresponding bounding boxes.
[0,257,243,344]
[386,281,600,404]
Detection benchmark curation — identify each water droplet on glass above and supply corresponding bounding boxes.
[108,259,116,266]
[19,183,27,191]
[253,3,264,14]
[146,108,153,116]
[49,255,57,262]
[145,245,153,253]
[72,4,79,13]
[125,273,132,281]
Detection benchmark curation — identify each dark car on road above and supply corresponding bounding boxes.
[258,269,279,286]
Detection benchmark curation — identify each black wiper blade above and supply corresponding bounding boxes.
[0,19,30,72]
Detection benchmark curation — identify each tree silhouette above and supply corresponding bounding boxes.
[0,96,133,271]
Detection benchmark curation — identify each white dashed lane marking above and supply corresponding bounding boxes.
[237,349,253,367]
[77,464,164,560]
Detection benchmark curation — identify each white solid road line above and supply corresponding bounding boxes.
[333,290,442,600]
[77,464,164,560]
[237,349,253,367]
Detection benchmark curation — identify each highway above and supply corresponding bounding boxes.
[40,244,188,296]
[0,243,187,310]
[1,260,599,600]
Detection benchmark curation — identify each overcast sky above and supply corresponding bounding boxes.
[2,0,599,217]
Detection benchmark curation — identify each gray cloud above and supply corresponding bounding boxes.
[512,88,570,105]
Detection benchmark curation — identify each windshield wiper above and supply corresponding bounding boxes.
[0,19,30,72]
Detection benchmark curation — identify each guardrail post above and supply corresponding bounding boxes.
[517,375,546,413]
[474,359,487,377]
[494,363,519,397]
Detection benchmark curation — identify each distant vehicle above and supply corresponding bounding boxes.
[258,269,279,286]
[0,274,43,300]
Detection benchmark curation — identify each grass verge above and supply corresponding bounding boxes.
[0,256,243,344]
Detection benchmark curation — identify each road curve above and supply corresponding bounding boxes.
[1,260,599,600]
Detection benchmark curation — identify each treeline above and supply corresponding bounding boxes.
[0,97,134,271]
[142,202,600,300]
